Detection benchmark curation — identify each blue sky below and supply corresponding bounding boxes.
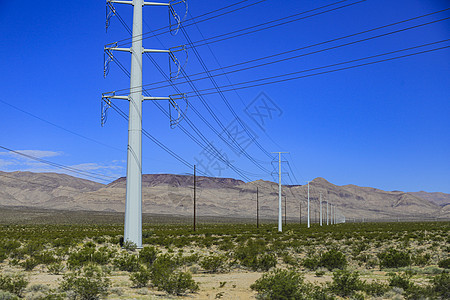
[0,0,449,193]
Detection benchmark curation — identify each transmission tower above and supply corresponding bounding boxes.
[272,152,288,232]
[102,0,187,248]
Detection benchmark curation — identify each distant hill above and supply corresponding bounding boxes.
[409,191,450,207]
[0,171,447,221]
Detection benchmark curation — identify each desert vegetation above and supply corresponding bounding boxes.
[0,221,448,299]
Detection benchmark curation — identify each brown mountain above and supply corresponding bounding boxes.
[0,171,447,221]
[409,191,450,207]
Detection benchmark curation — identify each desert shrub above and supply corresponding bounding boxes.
[0,273,28,297]
[130,266,151,288]
[149,253,182,287]
[329,269,363,297]
[378,248,411,268]
[60,264,110,300]
[250,269,311,300]
[200,255,227,273]
[388,272,413,291]
[281,252,298,266]
[68,244,113,269]
[431,272,450,299]
[149,253,197,295]
[157,272,198,295]
[0,290,18,300]
[361,280,389,297]
[21,258,39,271]
[438,258,450,269]
[47,262,64,275]
[413,253,431,266]
[34,250,59,265]
[320,249,347,270]
[122,240,137,252]
[112,252,140,272]
[0,251,7,263]
[234,239,276,271]
[302,256,320,270]
[138,246,158,266]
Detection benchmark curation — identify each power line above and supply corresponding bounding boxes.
[0,146,115,183]
[115,0,268,47]
[0,98,122,152]
[179,41,450,96]
[187,0,366,48]
[108,10,265,183]
[113,13,450,93]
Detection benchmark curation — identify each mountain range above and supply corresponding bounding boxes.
[0,171,448,221]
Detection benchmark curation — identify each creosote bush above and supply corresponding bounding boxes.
[60,264,110,300]
[0,273,28,297]
[329,269,363,297]
[377,248,411,269]
[200,254,227,273]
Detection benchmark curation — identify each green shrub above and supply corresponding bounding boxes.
[0,273,28,297]
[250,269,309,300]
[150,254,182,287]
[438,258,450,269]
[302,256,320,270]
[378,248,411,268]
[200,255,227,273]
[47,262,65,275]
[388,272,413,291]
[68,244,113,269]
[0,290,19,300]
[234,240,276,271]
[112,252,140,272]
[432,272,450,299]
[157,271,199,295]
[320,249,347,270]
[361,280,389,297]
[60,264,110,300]
[413,253,431,266]
[21,258,39,271]
[329,269,363,297]
[138,246,158,266]
[130,266,151,288]
[122,240,137,252]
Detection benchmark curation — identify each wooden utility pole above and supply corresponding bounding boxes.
[256,187,259,228]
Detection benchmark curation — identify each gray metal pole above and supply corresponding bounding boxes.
[278,152,282,232]
[307,181,310,228]
[124,0,144,248]
[319,192,322,226]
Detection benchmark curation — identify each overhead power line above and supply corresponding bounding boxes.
[111,12,450,94]
[0,145,115,183]
[109,10,267,182]
[115,0,268,47]
[179,41,450,96]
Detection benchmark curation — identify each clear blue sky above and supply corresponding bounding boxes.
[0,0,449,193]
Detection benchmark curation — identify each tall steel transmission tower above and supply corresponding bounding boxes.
[272,152,288,232]
[102,0,187,248]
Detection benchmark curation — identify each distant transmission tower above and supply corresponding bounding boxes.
[102,0,187,247]
[272,152,288,232]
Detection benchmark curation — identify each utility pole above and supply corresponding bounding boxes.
[272,152,288,232]
[256,187,259,228]
[193,164,196,232]
[284,196,287,226]
[299,202,301,225]
[319,192,322,226]
[307,181,310,228]
[103,0,175,248]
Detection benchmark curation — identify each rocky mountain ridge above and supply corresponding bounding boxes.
[0,171,448,220]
